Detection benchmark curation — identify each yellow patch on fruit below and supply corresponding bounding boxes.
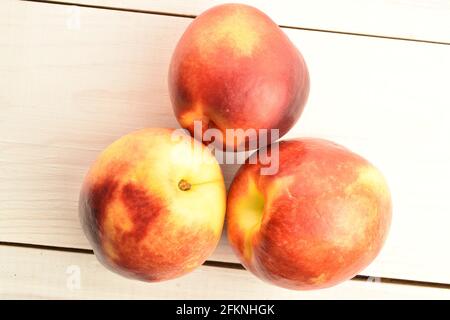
[332,197,376,249]
[236,179,265,231]
[232,178,265,262]
[103,239,119,261]
[310,273,327,285]
[196,8,261,56]
[177,101,206,128]
[351,165,390,200]
[333,165,389,249]
[103,197,134,236]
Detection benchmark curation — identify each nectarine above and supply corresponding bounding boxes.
[79,128,226,281]
[227,138,392,289]
[169,4,310,151]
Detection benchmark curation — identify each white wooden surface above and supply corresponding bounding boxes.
[1,0,449,298]
[43,0,450,44]
[1,245,449,299]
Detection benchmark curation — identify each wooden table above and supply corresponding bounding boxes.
[1,0,450,299]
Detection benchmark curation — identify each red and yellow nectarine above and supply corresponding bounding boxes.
[169,4,310,150]
[227,138,392,289]
[79,128,226,281]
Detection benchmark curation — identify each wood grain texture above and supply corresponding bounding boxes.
[1,1,450,284]
[38,0,450,44]
[1,245,449,299]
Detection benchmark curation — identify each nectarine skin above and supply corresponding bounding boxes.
[79,128,226,281]
[169,4,310,150]
[227,139,392,289]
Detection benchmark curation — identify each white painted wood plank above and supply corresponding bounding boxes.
[1,1,450,283]
[42,0,450,43]
[1,245,448,299]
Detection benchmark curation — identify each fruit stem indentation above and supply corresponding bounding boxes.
[178,179,192,191]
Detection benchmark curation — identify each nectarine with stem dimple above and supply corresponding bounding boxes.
[79,128,226,281]
[226,138,392,290]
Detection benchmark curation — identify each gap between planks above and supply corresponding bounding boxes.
[1,241,449,290]
[21,0,450,46]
